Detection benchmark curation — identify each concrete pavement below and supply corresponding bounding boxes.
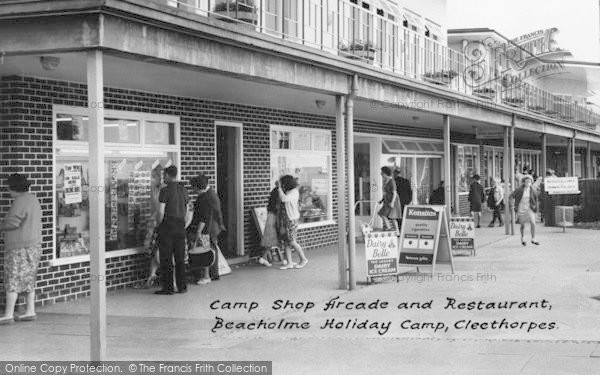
[2,217,600,374]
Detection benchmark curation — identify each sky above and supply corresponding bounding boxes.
[447,0,600,63]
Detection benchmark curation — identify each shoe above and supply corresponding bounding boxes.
[476,225,481,228]
[295,260,309,269]
[258,257,272,267]
[282,260,288,266]
[154,290,174,295]
[531,241,540,245]
[176,289,188,294]
[196,279,211,285]
[280,263,296,270]
[0,316,14,325]
[488,223,494,227]
[498,223,504,227]
[521,241,526,246]
[15,314,36,322]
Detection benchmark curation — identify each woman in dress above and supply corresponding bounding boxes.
[468,174,485,228]
[378,166,402,232]
[188,174,225,284]
[0,174,42,325]
[510,175,540,246]
[487,177,504,227]
[141,166,163,288]
[258,182,285,267]
[278,175,308,270]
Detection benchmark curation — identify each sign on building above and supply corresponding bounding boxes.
[398,205,454,274]
[63,163,83,204]
[544,177,580,195]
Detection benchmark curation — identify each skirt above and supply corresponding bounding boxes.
[4,245,42,293]
[281,217,298,244]
[260,212,280,248]
[517,209,536,224]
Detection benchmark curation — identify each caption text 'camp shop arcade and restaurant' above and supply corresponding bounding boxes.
[1,0,600,309]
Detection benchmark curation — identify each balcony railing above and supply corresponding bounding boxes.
[160,0,600,131]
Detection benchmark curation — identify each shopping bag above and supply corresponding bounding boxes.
[216,244,232,276]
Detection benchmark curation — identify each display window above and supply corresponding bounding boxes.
[455,145,479,193]
[270,126,332,225]
[53,106,180,263]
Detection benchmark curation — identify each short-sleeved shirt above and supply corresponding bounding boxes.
[158,181,189,222]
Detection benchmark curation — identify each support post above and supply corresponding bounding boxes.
[541,134,547,178]
[509,115,515,235]
[586,141,592,178]
[443,115,451,218]
[503,126,510,235]
[87,50,106,361]
[571,133,577,177]
[335,95,347,290]
[346,75,358,290]
[566,138,573,177]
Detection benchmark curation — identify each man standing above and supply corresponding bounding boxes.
[156,165,189,295]
[393,168,413,230]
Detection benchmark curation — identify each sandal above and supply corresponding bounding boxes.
[0,316,15,325]
[15,314,36,322]
[295,260,309,269]
[531,241,540,245]
[280,263,296,270]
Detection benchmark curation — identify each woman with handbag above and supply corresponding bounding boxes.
[278,175,308,270]
[188,174,225,284]
[378,167,402,232]
[509,175,540,246]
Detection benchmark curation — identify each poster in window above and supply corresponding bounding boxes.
[64,163,83,204]
[313,133,330,151]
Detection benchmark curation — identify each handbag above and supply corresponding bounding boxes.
[216,244,232,276]
[188,235,215,267]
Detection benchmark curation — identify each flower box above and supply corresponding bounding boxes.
[339,40,378,62]
[213,1,257,24]
[473,87,496,99]
[423,70,458,85]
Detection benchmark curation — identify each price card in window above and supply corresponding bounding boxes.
[117,159,127,172]
[63,163,83,204]
[134,160,143,170]
[311,179,329,195]
[152,159,160,170]
[165,159,172,168]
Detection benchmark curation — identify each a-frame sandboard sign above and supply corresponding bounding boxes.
[398,205,454,274]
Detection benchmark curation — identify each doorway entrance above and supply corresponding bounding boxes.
[215,122,244,258]
[381,155,443,204]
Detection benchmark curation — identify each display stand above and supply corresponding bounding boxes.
[449,217,476,256]
[398,205,454,274]
[364,231,400,284]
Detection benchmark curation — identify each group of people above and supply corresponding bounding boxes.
[468,167,542,246]
[259,175,308,270]
[148,166,226,295]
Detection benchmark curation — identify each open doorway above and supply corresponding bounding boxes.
[215,122,244,258]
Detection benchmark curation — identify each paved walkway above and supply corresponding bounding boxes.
[2,216,600,374]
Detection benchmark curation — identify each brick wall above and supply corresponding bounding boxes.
[1,74,493,311]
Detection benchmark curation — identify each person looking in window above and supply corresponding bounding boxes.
[278,175,308,270]
[378,167,402,232]
[155,165,189,295]
[0,174,42,325]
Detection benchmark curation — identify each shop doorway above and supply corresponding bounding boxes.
[381,155,443,205]
[354,137,379,231]
[215,122,244,258]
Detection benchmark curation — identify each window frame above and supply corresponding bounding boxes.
[51,105,181,266]
[269,125,334,229]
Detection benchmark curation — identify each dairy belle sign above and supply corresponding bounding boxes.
[364,232,399,281]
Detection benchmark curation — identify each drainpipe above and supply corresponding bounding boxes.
[346,74,358,290]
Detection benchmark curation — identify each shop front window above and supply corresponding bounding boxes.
[456,145,479,192]
[54,107,180,260]
[270,126,332,225]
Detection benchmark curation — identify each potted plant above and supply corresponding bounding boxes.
[473,87,496,99]
[213,0,257,24]
[339,40,378,62]
[503,96,524,106]
[423,70,457,85]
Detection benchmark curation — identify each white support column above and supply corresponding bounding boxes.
[503,127,510,235]
[509,115,515,235]
[443,115,451,218]
[346,76,357,291]
[567,138,573,176]
[571,133,577,177]
[87,50,106,361]
[336,95,347,290]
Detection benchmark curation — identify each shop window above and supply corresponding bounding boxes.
[145,121,176,145]
[456,145,479,192]
[54,106,180,261]
[270,126,332,225]
[104,118,140,144]
[56,114,88,141]
[271,131,291,149]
